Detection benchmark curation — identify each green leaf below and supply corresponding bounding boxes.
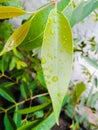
[0,87,15,103]
[9,57,16,70]
[0,6,26,19]
[64,0,98,27]
[83,56,98,69]
[13,106,21,128]
[87,92,98,108]
[65,104,74,118]
[0,21,13,43]
[19,0,69,51]
[0,82,14,88]
[0,106,4,110]
[19,6,54,51]
[32,112,56,130]
[4,114,17,130]
[18,100,51,114]
[72,82,86,105]
[41,9,73,124]
[20,82,29,99]
[58,0,70,11]
[0,20,31,55]
[17,120,39,130]
[37,70,46,87]
[0,53,10,73]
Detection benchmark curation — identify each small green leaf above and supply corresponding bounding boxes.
[41,9,73,123]
[4,114,16,130]
[13,106,21,128]
[18,100,51,114]
[0,6,26,19]
[20,82,29,99]
[0,82,14,88]
[0,87,15,103]
[32,112,56,130]
[0,21,13,43]
[72,82,86,105]
[0,107,4,110]
[37,70,46,87]
[17,120,39,130]
[0,20,31,55]
[9,57,16,70]
[16,59,27,69]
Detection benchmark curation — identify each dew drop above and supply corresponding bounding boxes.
[52,76,58,82]
[47,81,51,84]
[54,19,57,23]
[49,70,53,73]
[41,58,46,64]
[57,93,61,97]
[47,53,52,58]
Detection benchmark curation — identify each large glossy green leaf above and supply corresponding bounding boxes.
[0,87,15,103]
[64,0,98,27]
[18,100,51,114]
[32,112,56,130]
[0,6,26,19]
[0,21,13,43]
[4,114,17,130]
[0,20,31,56]
[19,0,70,51]
[41,9,73,123]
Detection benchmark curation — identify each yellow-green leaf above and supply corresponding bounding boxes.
[0,6,26,19]
[41,9,73,124]
[0,20,31,56]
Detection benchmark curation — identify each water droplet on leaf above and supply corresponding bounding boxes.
[52,76,58,82]
[42,58,46,64]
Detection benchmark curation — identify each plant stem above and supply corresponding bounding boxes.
[0,93,48,114]
[27,2,55,15]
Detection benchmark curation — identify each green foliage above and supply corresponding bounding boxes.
[32,113,56,130]
[4,114,17,130]
[0,21,13,43]
[0,0,98,129]
[64,0,98,27]
[0,86,15,103]
[18,100,51,114]
[72,82,86,105]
